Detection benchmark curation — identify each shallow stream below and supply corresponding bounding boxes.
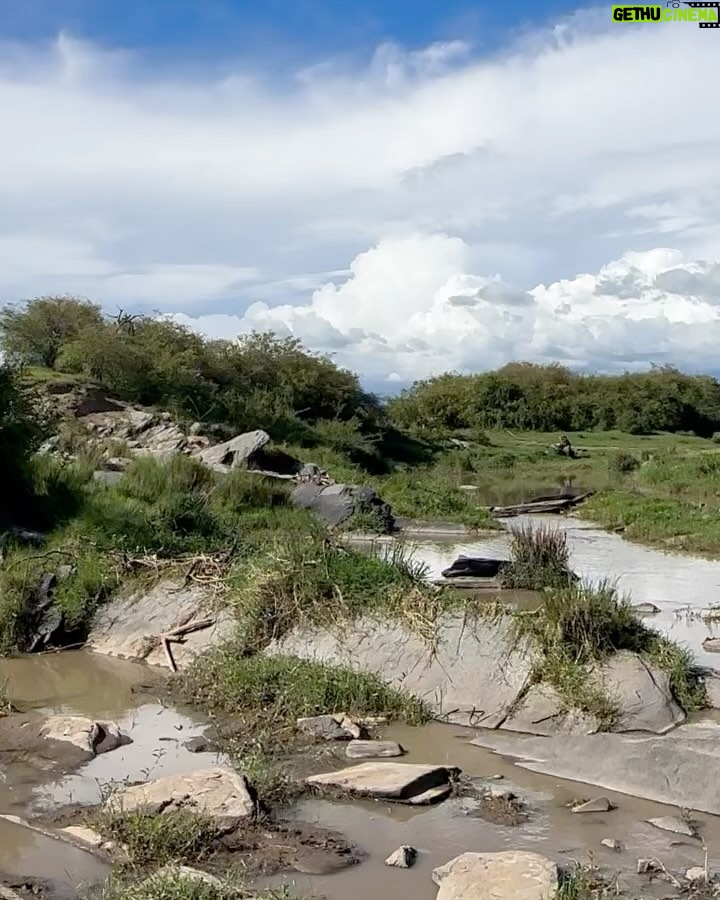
[1,514,720,897]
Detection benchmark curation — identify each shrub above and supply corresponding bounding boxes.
[609,452,640,476]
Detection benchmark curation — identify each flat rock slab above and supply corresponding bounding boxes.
[306,762,458,804]
[0,714,128,768]
[108,767,256,826]
[433,851,559,900]
[88,579,235,668]
[195,430,270,472]
[346,740,404,759]
[648,816,696,837]
[269,612,535,729]
[472,723,720,814]
[598,652,685,734]
[40,716,128,756]
[500,683,600,736]
[572,797,613,813]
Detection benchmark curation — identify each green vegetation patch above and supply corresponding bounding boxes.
[500,523,576,590]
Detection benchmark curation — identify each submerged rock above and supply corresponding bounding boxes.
[572,797,614,813]
[306,762,458,805]
[296,714,363,741]
[385,846,417,869]
[108,768,256,827]
[601,838,623,852]
[432,851,558,900]
[346,740,404,759]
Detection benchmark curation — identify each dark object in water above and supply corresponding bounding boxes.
[441,556,507,579]
[491,492,594,518]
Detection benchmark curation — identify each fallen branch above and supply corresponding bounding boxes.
[156,618,215,672]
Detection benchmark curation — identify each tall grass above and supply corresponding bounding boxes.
[98,807,220,868]
[500,523,576,590]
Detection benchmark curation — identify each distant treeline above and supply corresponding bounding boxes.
[387,363,720,437]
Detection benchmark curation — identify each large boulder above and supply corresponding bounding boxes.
[472,722,720,814]
[500,684,600,736]
[107,768,256,827]
[0,714,129,767]
[433,851,559,900]
[88,579,235,668]
[290,482,395,532]
[306,762,458,805]
[195,430,270,473]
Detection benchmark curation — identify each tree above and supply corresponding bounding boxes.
[0,296,104,368]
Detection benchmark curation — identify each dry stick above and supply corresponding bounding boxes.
[161,637,177,673]
[156,618,215,672]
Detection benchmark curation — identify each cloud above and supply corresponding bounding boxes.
[177,233,720,381]
[0,16,718,380]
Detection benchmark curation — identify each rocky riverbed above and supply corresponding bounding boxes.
[2,517,720,899]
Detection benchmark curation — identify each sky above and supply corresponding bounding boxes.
[1,0,719,389]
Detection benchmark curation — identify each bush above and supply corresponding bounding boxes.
[609,451,640,476]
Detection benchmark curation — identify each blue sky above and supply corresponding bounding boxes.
[0,1,719,387]
[2,0,585,65]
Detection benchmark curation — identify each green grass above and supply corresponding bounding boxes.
[515,580,705,728]
[555,863,616,899]
[178,653,428,725]
[102,871,305,900]
[98,807,221,868]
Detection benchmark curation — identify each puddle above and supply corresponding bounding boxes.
[403,514,720,668]
[260,721,718,900]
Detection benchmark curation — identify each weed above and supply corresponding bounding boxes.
[500,524,575,590]
[608,451,640,476]
[555,861,617,899]
[99,870,307,900]
[98,806,221,868]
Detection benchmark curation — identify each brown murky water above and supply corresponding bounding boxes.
[1,518,720,896]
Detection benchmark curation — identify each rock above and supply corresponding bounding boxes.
[647,816,696,837]
[572,796,613,813]
[704,672,720,709]
[637,858,662,875]
[632,602,661,615]
[441,557,506,579]
[93,470,124,486]
[143,866,224,889]
[40,717,129,757]
[432,851,558,900]
[500,683,600,736]
[597,651,685,733]
[196,430,270,472]
[59,826,104,849]
[306,762,458,805]
[686,866,707,883]
[346,740,404,759]
[88,579,235,667]
[291,481,394,532]
[299,463,322,477]
[268,611,536,729]
[704,638,720,653]
[296,714,363,741]
[102,457,131,471]
[189,422,204,436]
[183,736,216,754]
[601,838,623,851]
[108,768,256,827]
[385,846,418,869]
[471,723,720,815]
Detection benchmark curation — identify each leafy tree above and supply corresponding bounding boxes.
[0,296,104,368]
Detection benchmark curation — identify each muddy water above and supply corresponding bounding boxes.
[260,722,720,900]
[0,651,227,888]
[408,514,720,668]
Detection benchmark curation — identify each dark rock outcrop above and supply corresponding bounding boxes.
[291,482,395,532]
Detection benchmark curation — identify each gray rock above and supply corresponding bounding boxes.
[572,796,613,813]
[601,838,623,851]
[686,866,708,883]
[432,851,558,900]
[296,714,362,741]
[346,740,404,759]
[102,457,131,472]
[40,717,130,757]
[500,683,600,736]
[598,651,685,734]
[268,612,536,729]
[704,672,720,710]
[632,603,661,615]
[306,762,458,805]
[471,723,720,815]
[704,638,720,653]
[93,470,124,486]
[189,422,204,436]
[108,768,255,827]
[184,736,215,754]
[647,816,696,837]
[88,579,235,667]
[637,858,662,875]
[143,866,224,889]
[291,481,394,531]
[196,430,270,472]
[385,846,418,868]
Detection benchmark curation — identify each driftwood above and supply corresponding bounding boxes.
[158,618,215,673]
[490,491,594,518]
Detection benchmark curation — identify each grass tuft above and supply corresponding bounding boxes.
[101,870,304,900]
[500,523,576,590]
